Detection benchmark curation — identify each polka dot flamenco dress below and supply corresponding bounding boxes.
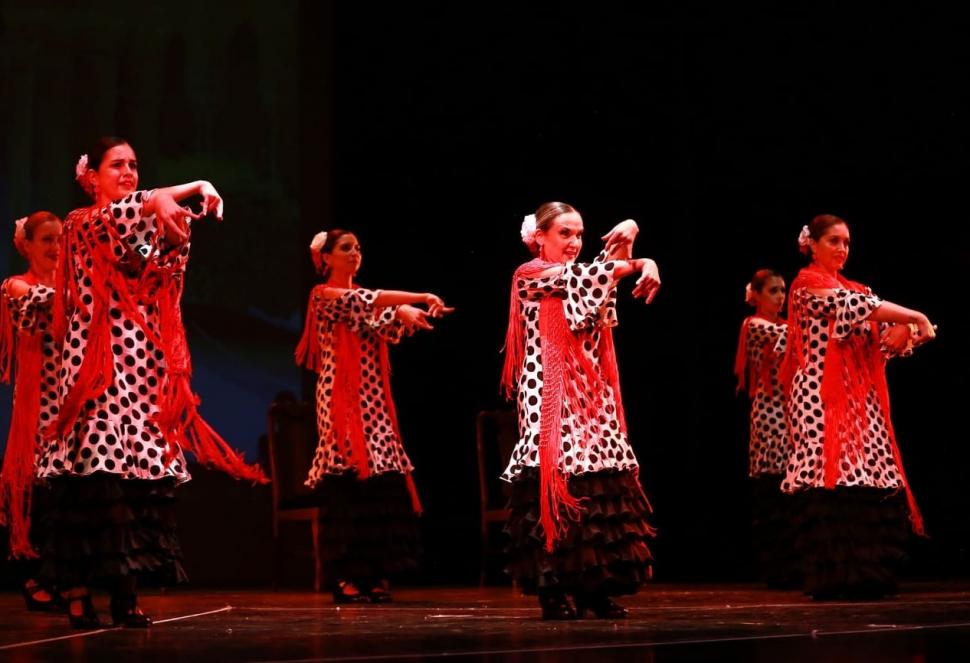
[500,252,655,598]
[34,192,264,590]
[297,286,422,591]
[735,316,797,587]
[780,266,924,599]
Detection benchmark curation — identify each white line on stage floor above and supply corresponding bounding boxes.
[153,605,233,624]
[245,620,970,663]
[234,598,970,613]
[0,605,233,651]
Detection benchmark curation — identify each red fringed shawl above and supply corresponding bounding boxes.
[45,205,267,484]
[296,287,422,514]
[734,316,786,398]
[501,259,628,552]
[0,274,44,558]
[779,265,924,535]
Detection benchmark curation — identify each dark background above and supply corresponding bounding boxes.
[1,1,967,585]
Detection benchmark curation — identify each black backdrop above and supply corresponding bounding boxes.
[2,2,968,583]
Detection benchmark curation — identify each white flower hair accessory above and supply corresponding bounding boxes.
[520,214,537,245]
[744,282,754,305]
[797,225,811,253]
[310,231,328,253]
[74,154,89,181]
[13,216,27,244]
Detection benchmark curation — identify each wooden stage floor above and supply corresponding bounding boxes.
[2,583,970,661]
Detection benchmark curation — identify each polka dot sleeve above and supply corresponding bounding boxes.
[562,254,618,332]
[749,319,786,352]
[320,288,379,328]
[772,323,788,355]
[83,188,194,276]
[516,272,564,302]
[366,305,405,343]
[831,288,882,340]
[89,190,157,255]
[3,284,54,332]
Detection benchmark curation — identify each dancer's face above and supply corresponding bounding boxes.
[754,276,786,317]
[324,233,362,277]
[810,223,850,273]
[537,212,583,263]
[90,143,139,204]
[24,221,63,274]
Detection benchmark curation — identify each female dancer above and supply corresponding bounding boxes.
[501,202,660,620]
[35,137,265,628]
[1,212,63,610]
[296,228,452,603]
[780,214,935,600]
[734,268,795,586]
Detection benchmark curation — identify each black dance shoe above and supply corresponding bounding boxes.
[538,590,577,620]
[110,595,152,628]
[22,580,63,613]
[333,581,370,604]
[367,580,393,604]
[64,591,102,629]
[574,593,628,619]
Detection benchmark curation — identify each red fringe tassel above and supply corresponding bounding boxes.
[0,326,43,558]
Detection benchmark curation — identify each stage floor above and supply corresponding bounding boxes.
[2,583,970,661]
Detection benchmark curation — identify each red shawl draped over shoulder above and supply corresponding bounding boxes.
[296,285,422,514]
[734,316,787,398]
[0,274,45,558]
[501,259,627,552]
[779,264,923,535]
[45,205,267,484]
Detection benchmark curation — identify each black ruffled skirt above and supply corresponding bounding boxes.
[313,471,421,587]
[504,468,654,596]
[749,474,800,588]
[791,486,911,599]
[38,473,186,589]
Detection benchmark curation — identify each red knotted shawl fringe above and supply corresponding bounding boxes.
[500,273,526,400]
[295,287,322,372]
[736,317,785,399]
[154,273,267,484]
[45,300,113,442]
[537,298,588,552]
[819,328,871,489]
[331,322,370,480]
[734,317,752,396]
[0,329,43,558]
[0,293,13,383]
[45,208,149,441]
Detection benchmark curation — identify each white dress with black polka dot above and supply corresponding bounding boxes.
[502,252,639,482]
[2,281,60,455]
[36,192,191,483]
[743,318,790,477]
[781,287,903,492]
[304,287,413,488]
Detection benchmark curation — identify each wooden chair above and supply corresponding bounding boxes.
[266,399,322,591]
[475,409,519,585]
